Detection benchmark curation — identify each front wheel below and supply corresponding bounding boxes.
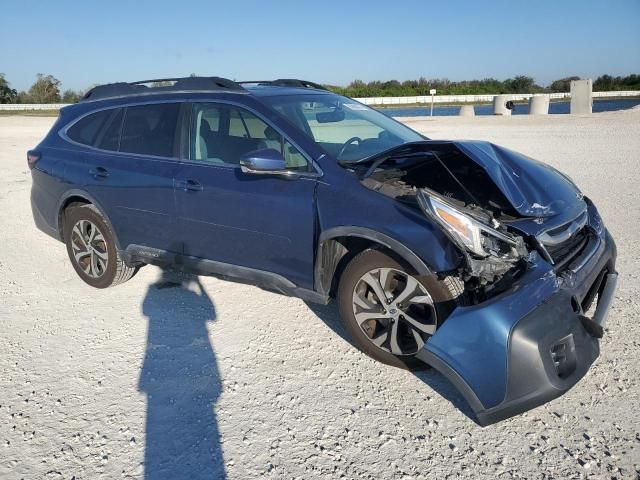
[337,249,460,369]
[64,204,138,288]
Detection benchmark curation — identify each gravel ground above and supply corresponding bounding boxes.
[0,111,639,479]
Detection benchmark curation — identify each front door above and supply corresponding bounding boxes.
[174,102,317,289]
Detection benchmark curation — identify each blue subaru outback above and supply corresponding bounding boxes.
[29,77,617,425]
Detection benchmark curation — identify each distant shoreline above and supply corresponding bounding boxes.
[373,95,640,109]
[1,96,639,117]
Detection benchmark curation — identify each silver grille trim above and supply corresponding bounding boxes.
[537,210,588,247]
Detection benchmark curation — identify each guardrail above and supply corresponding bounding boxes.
[1,91,639,110]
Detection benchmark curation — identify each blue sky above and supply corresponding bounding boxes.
[2,0,639,92]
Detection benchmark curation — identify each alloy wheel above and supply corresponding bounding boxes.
[70,219,108,279]
[352,267,437,355]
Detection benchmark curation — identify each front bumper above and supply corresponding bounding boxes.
[417,220,618,426]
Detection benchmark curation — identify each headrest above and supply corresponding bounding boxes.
[201,118,212,133]
[264,126,280,141]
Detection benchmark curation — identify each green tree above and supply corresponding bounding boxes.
[594,74,640,91]
[16,91,31,104]
[62,89,82,103]
[28,73,62,103]
[326,73,639,98]
[503,75,538,93]
[0,73,18,104]
[549,76,580,93]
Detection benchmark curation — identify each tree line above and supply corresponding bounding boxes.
[328,74,640,98]
[0,73,84,104]
[1,72,639,104]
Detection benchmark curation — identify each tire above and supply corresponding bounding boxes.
[337,249,460,370]
[64,204,138,288]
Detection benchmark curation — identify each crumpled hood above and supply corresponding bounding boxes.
[454,141,584,218]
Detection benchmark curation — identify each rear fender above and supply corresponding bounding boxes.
[56,189,122,250]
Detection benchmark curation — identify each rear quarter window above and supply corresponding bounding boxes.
[66,109,113,146]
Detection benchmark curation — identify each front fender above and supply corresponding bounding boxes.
[315,226,434,296]
[315,178,462,281]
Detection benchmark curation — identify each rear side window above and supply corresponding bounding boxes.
[120,103,180,157]
[96,109,124,151]
[67,110,113,146]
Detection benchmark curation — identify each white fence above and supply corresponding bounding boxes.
[0,103,69,111]
[354,90,640,106]
[0,91,639,110]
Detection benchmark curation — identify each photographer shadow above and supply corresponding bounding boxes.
[139,271,226,479]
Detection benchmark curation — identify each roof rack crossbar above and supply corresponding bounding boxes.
[81,76,245,102]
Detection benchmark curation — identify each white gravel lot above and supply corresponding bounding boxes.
[0,110,639,479]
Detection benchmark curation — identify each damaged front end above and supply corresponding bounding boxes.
[416,188,529,289]
[358,141,540,296]
[356,141,618,425]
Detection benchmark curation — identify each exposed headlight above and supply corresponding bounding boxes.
[417,190,518,258]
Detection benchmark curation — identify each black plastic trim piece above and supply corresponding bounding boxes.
[592,273,618,327]
[56,190,122,249]
[123,245,330,304]
[315,226,433,296]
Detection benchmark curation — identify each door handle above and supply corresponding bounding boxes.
[89,166,109,179]
[176,179,203,192]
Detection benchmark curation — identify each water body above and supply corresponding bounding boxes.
[379,98,640,117]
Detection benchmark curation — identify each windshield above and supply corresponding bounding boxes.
[260,93,425,162]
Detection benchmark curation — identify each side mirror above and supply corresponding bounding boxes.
[240,148,287,175]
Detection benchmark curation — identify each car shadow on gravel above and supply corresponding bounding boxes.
[305,301,477,424]
[139,271,226,479]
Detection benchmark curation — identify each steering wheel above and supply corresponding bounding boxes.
[337,136,362,159]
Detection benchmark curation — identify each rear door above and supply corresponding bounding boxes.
[69,102,182,252]
[174,102,318,289]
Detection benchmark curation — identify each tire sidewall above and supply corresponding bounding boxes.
[337,249,456,370]
[64,206,119,289]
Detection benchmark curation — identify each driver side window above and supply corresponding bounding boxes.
[191,103,311,172]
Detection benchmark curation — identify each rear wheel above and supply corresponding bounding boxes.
[337,249,460,369]
[64,204,138,288]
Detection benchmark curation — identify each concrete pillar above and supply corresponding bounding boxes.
[570,79,592,114]
[493,95,512,116]
[529,94,549,115]
[459,105,475,116]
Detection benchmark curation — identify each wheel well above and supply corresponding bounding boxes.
[58,196,91,241]
[321,236,410,298]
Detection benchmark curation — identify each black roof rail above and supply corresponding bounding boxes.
[81,76,246,102]
[239,79,329,91]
